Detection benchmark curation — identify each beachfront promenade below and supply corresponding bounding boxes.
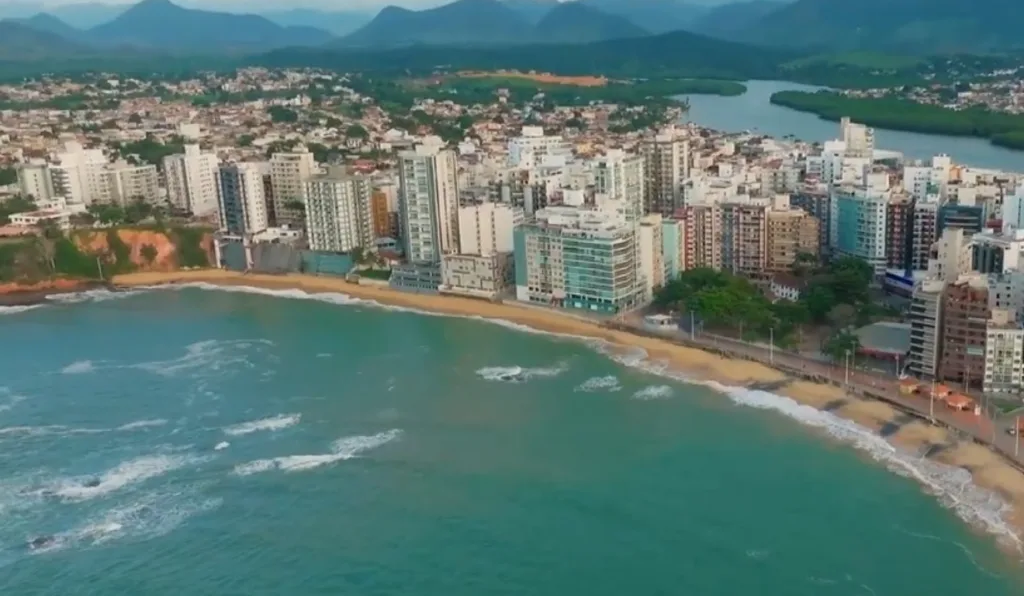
[614,317,1024,470]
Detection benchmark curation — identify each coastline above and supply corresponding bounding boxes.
[110,269,1024,555]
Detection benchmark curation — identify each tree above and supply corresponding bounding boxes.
[345,124,368,140]
[128,113,143,124]
[823,329,861,363]
[140,243,158,264]
[268,106,298,123]
[0,167,17,186]
[0,195,34,224]
[791,251,818,277]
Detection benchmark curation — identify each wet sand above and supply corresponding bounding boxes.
[113,269,1024,553]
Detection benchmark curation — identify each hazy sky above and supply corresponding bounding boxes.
[5,0,740,9]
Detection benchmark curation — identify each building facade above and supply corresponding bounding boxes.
[940,276,990,389]
[457,203,523,256]
[217,163,268,238]
[163,144,220,216]
[398,138,459,264]
[766,209,820,274]
[270,149,317,227]
[304,169,374,253]
[983,309,1024,395]
[643,130,688,216]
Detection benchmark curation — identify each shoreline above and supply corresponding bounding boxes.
[110,269,1024,556]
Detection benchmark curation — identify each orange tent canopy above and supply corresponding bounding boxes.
[945,393,975,410]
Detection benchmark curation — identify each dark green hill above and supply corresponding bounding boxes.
[533,2,648,43]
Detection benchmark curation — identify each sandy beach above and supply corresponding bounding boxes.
[112,269,1024,555]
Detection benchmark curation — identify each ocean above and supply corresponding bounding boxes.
[1,286,1023,594]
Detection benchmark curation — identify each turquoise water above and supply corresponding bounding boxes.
[1,286,1023,594]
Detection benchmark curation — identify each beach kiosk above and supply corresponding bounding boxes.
[644,314,677,331]
[899,378,919,395]
[944,393,975,412]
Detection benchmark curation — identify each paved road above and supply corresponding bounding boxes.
[617,318,1024,468]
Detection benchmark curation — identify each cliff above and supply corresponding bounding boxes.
[0,226,214,296]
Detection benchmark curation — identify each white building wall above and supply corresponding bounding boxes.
[457,203,523,255]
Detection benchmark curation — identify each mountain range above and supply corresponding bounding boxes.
[335,0,648,48]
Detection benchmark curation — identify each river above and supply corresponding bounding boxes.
[679,80,1024,172]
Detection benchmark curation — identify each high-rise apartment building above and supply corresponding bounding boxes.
[398,138,459,264]
[983,309,1024,395]
[661,219,686,280]
[840,117,875,158]
[304,168,374,253]
[830,185,888,273]
[371,190,391,239]
[681,203,722,271]
[911,201,939,270]
[513,205,644,313]
[17,162,54,203]
[217,163,268,237]
[908,279,945,379]
[507,126,570,169]
[163,144,220,216]
[270,148,317,227]
[721,200,768,277]
[49,141,109,206]
[643,129,688,216]
[457,202,523,256]
[107,162,160,205]
[594,150,645,222]
[885,195,912,270]
[639,214,665,299]
[791,191,832,250]
[940,275,990,389]
[766,209,820,274]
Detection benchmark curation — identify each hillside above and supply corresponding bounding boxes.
[580,0,708,34]
[337,0,530,48]
[533,2,647,43]
[746,0,1024,52]
[690,1,785,39]
[88,0,334,52]
[264,27,791,80]
[502,0,559,23]
[260,8,374,36]
[0,20,91,61]
[6,13,85,40]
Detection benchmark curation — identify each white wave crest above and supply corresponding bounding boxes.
[214,441,230,451]
[575,375,622,392]
[233,429,402,476]
[47,288,149,304]
[133,338,274,378]
[148,280,1023,550]
[49,453,202,501]
[116,419,168,431]
[476,363,567,383]
[0,305,42,316]
[223,413,301,436]
[30,488,222,555]
[61,360,95,374]
[632,385,674,400]
[0,418,168,438]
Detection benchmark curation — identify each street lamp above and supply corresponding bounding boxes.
[844,349,851,386]
[769,327,774,365]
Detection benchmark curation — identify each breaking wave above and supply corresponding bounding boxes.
[0,419,167,439]
[476,364,567,383]
[42,453,203,502]
[632,385,674,400]
[47,288,150,304]
[61,360,95,374]
[575,375,622,393]
[233,429,401,476]
[0,305,42,316]
[223,413,301,437]
[132,338,275,378]
[146,281,1023,552]
[29,488,221,555]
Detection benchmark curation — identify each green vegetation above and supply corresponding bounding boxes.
[782,52,925,71]
[654,257,875,352]
[0,196,35,225]
[140,243,158,265]
[357,268,391,281]
[770,90,1024,148]
[171,227,210,268]
[112,135,184,166]
[0,167,17,186]
[268,106,298,123]
[87,200,161,226]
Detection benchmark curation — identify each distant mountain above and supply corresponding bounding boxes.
[534,2,648,43]
[48,2,127,28]
[88,0,334,53]
[744,0,1024,52]
[502,0,559,24]
[260,8,374,36]
[336,0,532,48]
[580,0,710,34]
[7,13,85,40]
[0,20,90,61]
[266,26,791,81]
[690,0,785,39]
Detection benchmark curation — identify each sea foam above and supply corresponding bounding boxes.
[47,288,150,304]
[61,360,95,374]
[232,429,401,476]
[476,363,567,383]
[575,375,622,393]
[50,453,202,501]
[148,281,1024,552]
[223,413,300,436]
[632,385,674,400]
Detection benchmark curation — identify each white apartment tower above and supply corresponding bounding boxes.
[398,137,459,264]
[643,129,689,216]
[270,148,317,226]
[17,162,54,203]
[217,163,268,237]
[457,203,523,255]
[49,141,109,206]
[304,168,374,253]
[107,162,160,205]
[595,149,645,222]
[163,144,220,216]
[840,117,875,159]
[507,126,570,169]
